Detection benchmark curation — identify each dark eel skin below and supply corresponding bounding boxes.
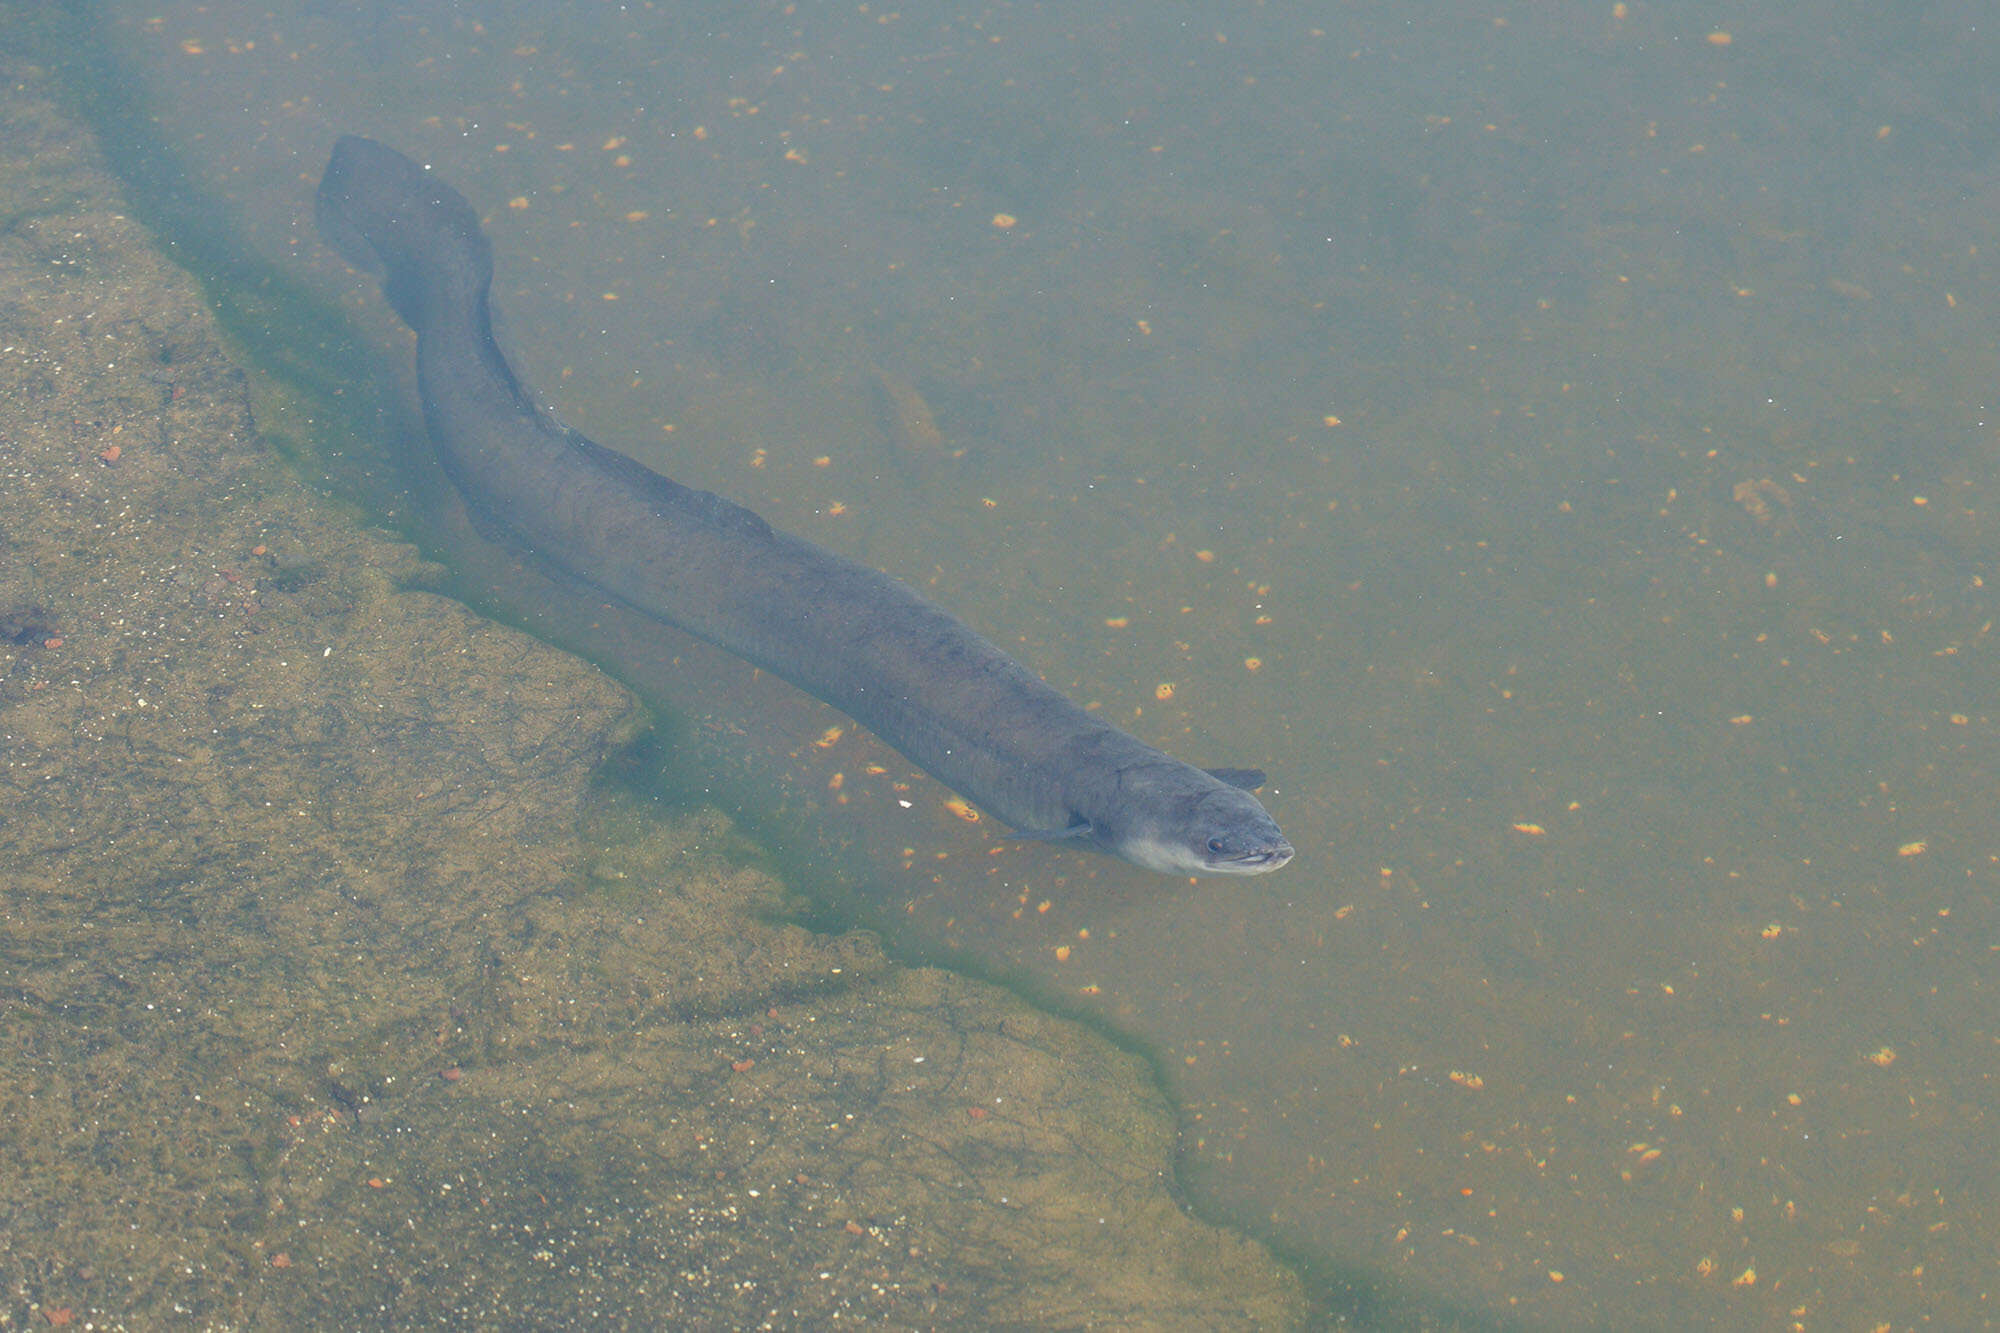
[315,135,1293,875]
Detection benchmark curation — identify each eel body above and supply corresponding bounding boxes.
[316,135,1293,875]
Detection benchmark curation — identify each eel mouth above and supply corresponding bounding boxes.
[1216,841,1296,874]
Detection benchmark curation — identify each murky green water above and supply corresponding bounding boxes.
[31,1,2000,1325]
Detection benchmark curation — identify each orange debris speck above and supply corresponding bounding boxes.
[991,213,1018,229]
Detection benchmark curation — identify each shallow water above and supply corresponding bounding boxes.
[62,2,2000,1325]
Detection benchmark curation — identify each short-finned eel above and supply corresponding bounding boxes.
[315,135,1294,876]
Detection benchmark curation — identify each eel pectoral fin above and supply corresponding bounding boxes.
[1205,767,1267,790]
[1008,818,1096,842]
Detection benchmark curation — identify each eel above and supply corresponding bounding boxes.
[315,135,1293,875]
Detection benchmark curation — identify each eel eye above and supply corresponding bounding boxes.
[1206,837,1226,854]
